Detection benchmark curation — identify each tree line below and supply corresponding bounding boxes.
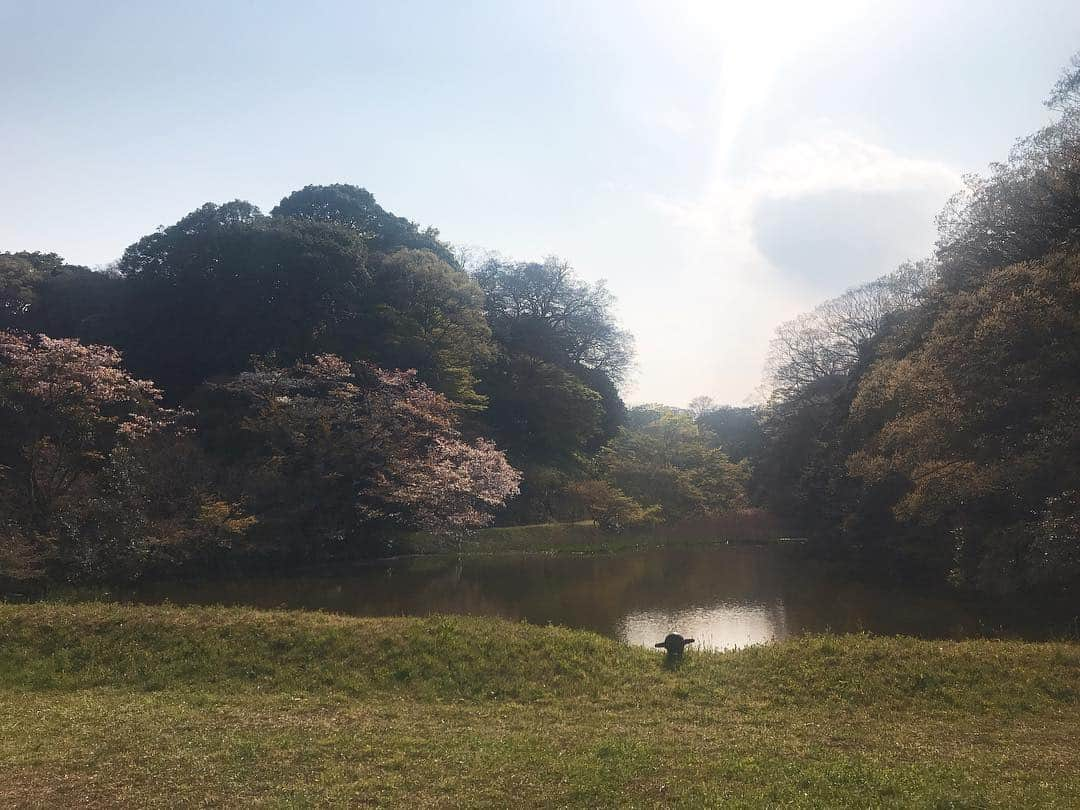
[1,185,748,584]
[694,56,1080,594]
[5,58,1078,594]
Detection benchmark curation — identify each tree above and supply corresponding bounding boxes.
[565,479,659,532]
[764,261,936,400]
[1,251,126,359]
[848,250,1080,590]
[0,253,42,329]
[467,256,633,520]
[745,55,1080,592]
[0,332,211,582]
[112,197,493,406]
[753,262,940,555]
[0,332,178,524]
[473,256,634,384]
[271,183,457,265]
[30,265,124,346]
[471,353,608,524]
[935,55,1080,289]
[348,248,492,407]
[687,396,715,419]
[694,405,765,464]
[477,354,605,461]
[115,202,372,398]
[199,355,520,560]
[598,407,748,522]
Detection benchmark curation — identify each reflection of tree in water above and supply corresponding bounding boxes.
[773,566,1063,641]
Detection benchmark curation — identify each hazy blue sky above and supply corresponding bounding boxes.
[3,1,1079,404]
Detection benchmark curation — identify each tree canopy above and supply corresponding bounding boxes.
[473,256,634,384]
[1,184,642,582]
[271,184,458,265]
[598,407,748,523]
[749,55,1080,592]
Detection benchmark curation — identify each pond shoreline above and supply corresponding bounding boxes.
[396,516,802,556]
[32,542,1073,650]
[6,519,800,598]
[10,524,1076,646]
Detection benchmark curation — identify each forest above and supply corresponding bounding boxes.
[2,61,1078,597]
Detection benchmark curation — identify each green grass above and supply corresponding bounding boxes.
[1,603,1078,807]
[401,515,792,556]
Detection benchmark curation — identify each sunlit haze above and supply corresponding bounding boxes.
[3,0,1078,404]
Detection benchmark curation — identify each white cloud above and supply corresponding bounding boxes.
[753,127,962,200]
[619,0,963,406]
[652,105,696,136]
[623,126,963,405]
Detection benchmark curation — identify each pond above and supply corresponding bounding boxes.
[118,545,1073,650]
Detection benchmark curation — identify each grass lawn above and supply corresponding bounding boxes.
[1,603,1078,807]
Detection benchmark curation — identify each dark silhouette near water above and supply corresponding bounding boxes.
[656,633,695,668]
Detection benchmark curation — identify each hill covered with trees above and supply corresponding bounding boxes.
[691,57,1080,594]
[1,184,752,585]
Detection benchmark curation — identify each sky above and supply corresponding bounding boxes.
[3,1,1079,406]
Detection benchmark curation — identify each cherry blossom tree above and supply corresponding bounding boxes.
[0,332,180,526]
[205,355,520,556]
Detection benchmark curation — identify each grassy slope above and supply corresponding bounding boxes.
[1,604,1078,808]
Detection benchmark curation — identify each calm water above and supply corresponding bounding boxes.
[119,546,1073,650]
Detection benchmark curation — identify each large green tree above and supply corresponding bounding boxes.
[115,202,372,398]
[466,256,633,520]
[848,250,1080,590]
[598,407,748,522]
[346,249,492,408]
[1,252,119,342]
[473,256,633,384]
[108,192,492,405]
[271,183,457,266]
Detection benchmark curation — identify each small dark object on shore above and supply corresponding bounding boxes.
[655,633,695,655]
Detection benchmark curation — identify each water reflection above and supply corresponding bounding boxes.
[621,603,786,650]
[119,545,1072,650]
